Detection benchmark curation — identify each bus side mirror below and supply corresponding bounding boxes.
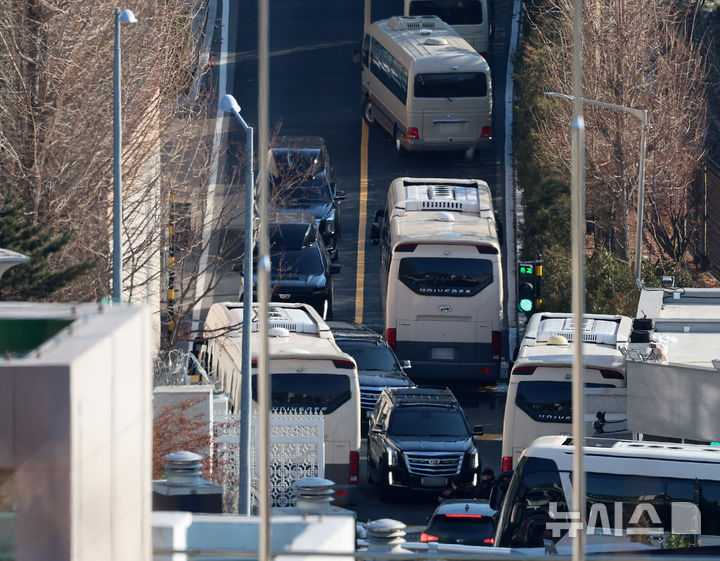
[369,221,380,245]
[401,360,411,369]
[330,263,341,275]
[473,425,484,437]
[352,49,361,64]
[334,190,346,201]
[496,219,504,242]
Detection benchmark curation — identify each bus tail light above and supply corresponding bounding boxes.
[332,359,355,369]
[492,331,501,361]
[349,450,359,484]
[386,328,396,350]
[420,532,438,543]
[476,244,499,254]
[599,369,624,380]
[394,243,417,252]
[501,456,513,472]
[407,127,419,139]
[512,365,536,375]
[481,126,492,139]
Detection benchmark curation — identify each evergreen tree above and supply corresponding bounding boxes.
[0,191,95,300]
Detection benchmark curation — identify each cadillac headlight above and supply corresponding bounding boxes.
[386,446,397,467]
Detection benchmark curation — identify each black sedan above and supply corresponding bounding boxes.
[268,136,345,260]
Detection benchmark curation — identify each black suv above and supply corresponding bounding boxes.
[327,322,415,419]
[259,213,340,319]
[268,136,345,260]
[367,387,483,496]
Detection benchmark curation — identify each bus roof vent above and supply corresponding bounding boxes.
[252,305,319,334]
[401,182,482,213]
[388,15,445,31]
[435,211,455,222]
[536,317,623,345]
[547,335,569,346]
[424,37,447,46]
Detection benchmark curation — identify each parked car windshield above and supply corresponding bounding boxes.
[270,247,324,276]
[389,407,469,437]
[334,340,402,372]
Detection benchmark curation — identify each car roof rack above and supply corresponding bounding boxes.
[387,386,458,407]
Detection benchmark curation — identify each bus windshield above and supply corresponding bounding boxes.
[408,0,483,25]
[414,72,487,98]
[398,257,493,297]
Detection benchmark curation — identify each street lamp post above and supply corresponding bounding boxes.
[219,94,254,516]
[545,92,648,286]
[113,7,137,302]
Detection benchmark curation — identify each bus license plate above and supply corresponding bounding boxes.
[431,347,455,360]
[439,122,462,134]
[421,476,448,487]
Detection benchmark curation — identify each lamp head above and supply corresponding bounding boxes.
[220,94,241,114]
[119,9,137,23]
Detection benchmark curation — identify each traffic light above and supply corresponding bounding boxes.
[518,260,542,314]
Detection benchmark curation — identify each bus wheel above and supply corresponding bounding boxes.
[362,99,375,126]
[394,127,406,155]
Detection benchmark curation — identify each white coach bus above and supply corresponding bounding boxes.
[500,313,632,472]
[495,436,720,549]
[361,15,492,156]
[202,302,361,504]
[369,177,503,386]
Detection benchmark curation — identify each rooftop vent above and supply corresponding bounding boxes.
[388,15,445,31]
[424,37,447,46]
[536,317,623,345]
[294,477,335,513]
[435,211,455,222]
[547,335,569,346]
[251,305,318,334]
[400,182,485,214]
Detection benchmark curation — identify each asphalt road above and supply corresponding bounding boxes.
[218,0,514,526]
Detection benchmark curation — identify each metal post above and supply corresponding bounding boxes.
[634,110,648,286]
[112,8,136,302]
[569,0,586,559]
[257,0,271,559]
[113,7,123,302]
[219,94,255,516]
[240,122,254,516]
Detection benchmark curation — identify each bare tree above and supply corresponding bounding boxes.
[527,0,707,263]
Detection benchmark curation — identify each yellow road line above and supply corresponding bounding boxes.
[473,434,503,441]
[354,123,370,324]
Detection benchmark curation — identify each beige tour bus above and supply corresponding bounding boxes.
[404,0,490,59]
[369,177,503,385]
[500,313,632,472]
[202,302,361,505]
[361,15,492,156]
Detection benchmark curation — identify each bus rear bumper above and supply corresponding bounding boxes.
[401,137,492,152]
[404,359,499,386]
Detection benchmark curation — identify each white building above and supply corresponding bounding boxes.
[0,302,153,561]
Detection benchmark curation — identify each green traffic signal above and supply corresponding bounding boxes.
[518,280,535,313]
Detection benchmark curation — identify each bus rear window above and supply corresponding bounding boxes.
[414,72,487,98]
[515,381,615,423]
[252,373,351,414]
[408,0,483,25]
[398,257,493,297]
